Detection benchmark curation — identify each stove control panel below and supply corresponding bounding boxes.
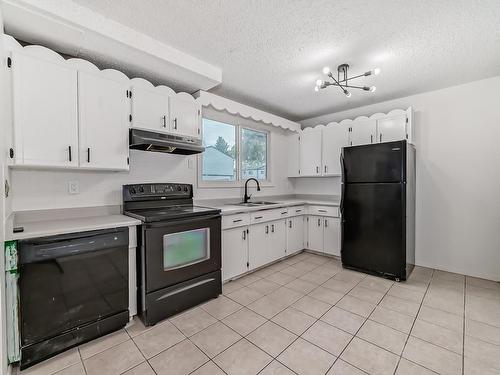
[123,183,192,201]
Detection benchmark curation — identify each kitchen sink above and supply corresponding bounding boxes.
[225,201,277,207]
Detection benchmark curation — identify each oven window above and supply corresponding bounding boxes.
[163,228,210,270]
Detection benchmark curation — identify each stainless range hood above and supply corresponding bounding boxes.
[129,129,204,155]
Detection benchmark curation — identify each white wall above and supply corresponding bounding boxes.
[301,76,500,281]
[291,177,340,196]
[10,110,294,211]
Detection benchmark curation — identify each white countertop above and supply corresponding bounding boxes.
[6,208,141,241]
[196,196,340,216]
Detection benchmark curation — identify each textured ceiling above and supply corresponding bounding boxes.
[71,0,500,121]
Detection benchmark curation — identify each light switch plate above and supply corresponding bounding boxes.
[68,180,79,194]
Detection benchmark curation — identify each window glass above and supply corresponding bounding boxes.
[241,128,267,180]
[202,119,236,181]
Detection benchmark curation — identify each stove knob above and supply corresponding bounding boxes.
[184,186,189,192]
[129,187,136,194]
[177,185,182,191]
[139,186,144,193]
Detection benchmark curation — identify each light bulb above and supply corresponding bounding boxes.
[373,68,381,75]
[369,86,377,92]
[322,66,330,75]
[314,86,319,92]
[344,90,352,98]
[316,79,323,86]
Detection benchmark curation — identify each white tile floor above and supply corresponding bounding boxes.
[16,252,500,375]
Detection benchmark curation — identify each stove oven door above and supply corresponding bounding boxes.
[143,213,221,293]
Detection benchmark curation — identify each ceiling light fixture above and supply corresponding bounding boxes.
[315,63,380,97]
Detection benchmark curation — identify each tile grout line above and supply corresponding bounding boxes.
[392,269,434,375]
[324,273,395,375]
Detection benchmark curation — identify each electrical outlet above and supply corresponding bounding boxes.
[68,180,79,194]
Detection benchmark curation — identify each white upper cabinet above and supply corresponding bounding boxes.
[349,118,377,146]
[11,51,78,167]
[287,133,300,177]
[300,129,322,176]
[77,70,130,170]
[131,83,170,133]
[322,124,349,176]
[169,95,201,138]
[376,113,407,143]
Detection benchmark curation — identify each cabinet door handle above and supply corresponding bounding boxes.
[162,115,167,128]
[325,219,328,227]
[318,209,327,213]
[87,147,91,163]
[173,118,178,130]
[380,133,382,142]
[68,146,72,162]
[295,209,302,213]
[370,135,373,143]
[318,218,321,227]
[232,219,242,223]
[324,165,327,173]
[281,211,287,215]
[242,230,246,240]
[271,224,274,233]
[265,225,269,234]
[289,220,293,228]
[316,166,319,173]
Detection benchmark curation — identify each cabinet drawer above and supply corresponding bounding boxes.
[250,208,284,224]
[287,205,305,217]
[307,205,339,217]
[222,213,250,229]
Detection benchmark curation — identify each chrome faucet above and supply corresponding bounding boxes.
[243,178,261,203]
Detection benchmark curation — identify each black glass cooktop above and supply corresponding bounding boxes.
[124,205,220,223]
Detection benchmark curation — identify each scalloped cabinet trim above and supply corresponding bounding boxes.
[288,107,413,178]
[303,108,412,137]
[4,35,197,101]
[194,90,301,132]
[5,35,203,169]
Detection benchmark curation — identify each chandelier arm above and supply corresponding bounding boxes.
[337,72,368,83]
[327,74,348,94]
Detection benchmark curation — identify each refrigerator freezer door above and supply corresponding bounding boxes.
[343,140,406,183]
[341,183,406,279]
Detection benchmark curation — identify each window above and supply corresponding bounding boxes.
[201,118,269,184]
[241,128,267,180]
[201,119,236,181]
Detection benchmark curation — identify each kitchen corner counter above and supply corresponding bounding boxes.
[6,209,141,241]
[195,195,340,216]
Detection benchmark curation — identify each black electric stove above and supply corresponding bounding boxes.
[123,183,221,326]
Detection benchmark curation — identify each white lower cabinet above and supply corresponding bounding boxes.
[307,215,324,252]
[248,222,270,270]
[222,206,338,281]
[286,216,304,254]
[306,215,341,257]
[323,217,341,257]
[222,226,249,281]
[269,220,287,262]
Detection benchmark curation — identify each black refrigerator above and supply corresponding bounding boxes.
[340,140,415,281]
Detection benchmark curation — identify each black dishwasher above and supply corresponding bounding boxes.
[18,227,129,369]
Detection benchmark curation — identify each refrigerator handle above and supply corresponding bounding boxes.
[340,153,346,214]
